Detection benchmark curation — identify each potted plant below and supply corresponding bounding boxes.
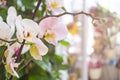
[89,53,103,80]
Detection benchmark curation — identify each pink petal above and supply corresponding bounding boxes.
[46,0,63,13]
[53,23,68,40]
[38,17,58,38]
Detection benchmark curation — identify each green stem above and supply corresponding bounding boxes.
[0,38,16,43]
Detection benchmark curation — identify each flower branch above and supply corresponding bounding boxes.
[15,39,26,63]
[0,38,16,43]
[39,11,100,23]
[32,0,42,20]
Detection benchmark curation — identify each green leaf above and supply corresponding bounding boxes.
[62,7,66,12]
[21,0,35,9]
[33,59,51,72]
[59,64,69,70]
[59,40,70,46]
[0,46,7,60]
[0,9,7,20]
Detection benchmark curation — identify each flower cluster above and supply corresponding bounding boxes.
[0,1,68,78]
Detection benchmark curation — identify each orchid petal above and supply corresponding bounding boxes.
[0,16,3,22]
[5,64,15,76]
[7,6,17,29]
[30,44,42,60]
[30,38,48,60]
[32,38,48,56]
[53,23,68,40]
[9,42,30,55]
[8,6,17,16]
[5,63,19,78]
[10,63,19,78]
[38,17,58,38]
[0,21,12,40]
[45,38,58,46]
[16,15,24,42]
[21,19,39,36]
[46,0,64,13]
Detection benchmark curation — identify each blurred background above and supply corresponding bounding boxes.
[1,0,120,80]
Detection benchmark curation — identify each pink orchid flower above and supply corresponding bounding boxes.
[38,17,68,46]
[46,0,64,13]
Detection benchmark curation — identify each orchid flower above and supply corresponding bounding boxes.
[38,17,68,46]
[0,6,18,46]
[0,16,13,46]
[46,0,64,13]
[4,42,30,78]
[15,16,48,60]
[4,47,19,78]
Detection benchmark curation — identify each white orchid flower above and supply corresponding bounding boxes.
[4,47,19,78]
[4,42,29,78]
[0,16,14,46]
[16,17,48,60]
[0,6,17,46]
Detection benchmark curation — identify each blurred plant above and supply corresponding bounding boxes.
[89,53,103,69]
[90,5,120,61]
[0,0,100,80]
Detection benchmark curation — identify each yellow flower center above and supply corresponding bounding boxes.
[45,32,55,40]
[51,2,60,8]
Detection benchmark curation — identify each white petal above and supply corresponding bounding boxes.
[0,16,3,22]
[16,15,24,41]
[9,42,30,54]
[10,63,19,78]
[7,6,16,34]
[21,19,39,36]
[0,21,12,39]
[8,6,17,16]
[32,38,48,56]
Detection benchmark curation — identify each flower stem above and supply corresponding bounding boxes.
[32,0,42,20]
[16,39,25,62]
[0,38,16,43]
[39,11,100,24]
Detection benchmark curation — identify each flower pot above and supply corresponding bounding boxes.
[89,68,102,80]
